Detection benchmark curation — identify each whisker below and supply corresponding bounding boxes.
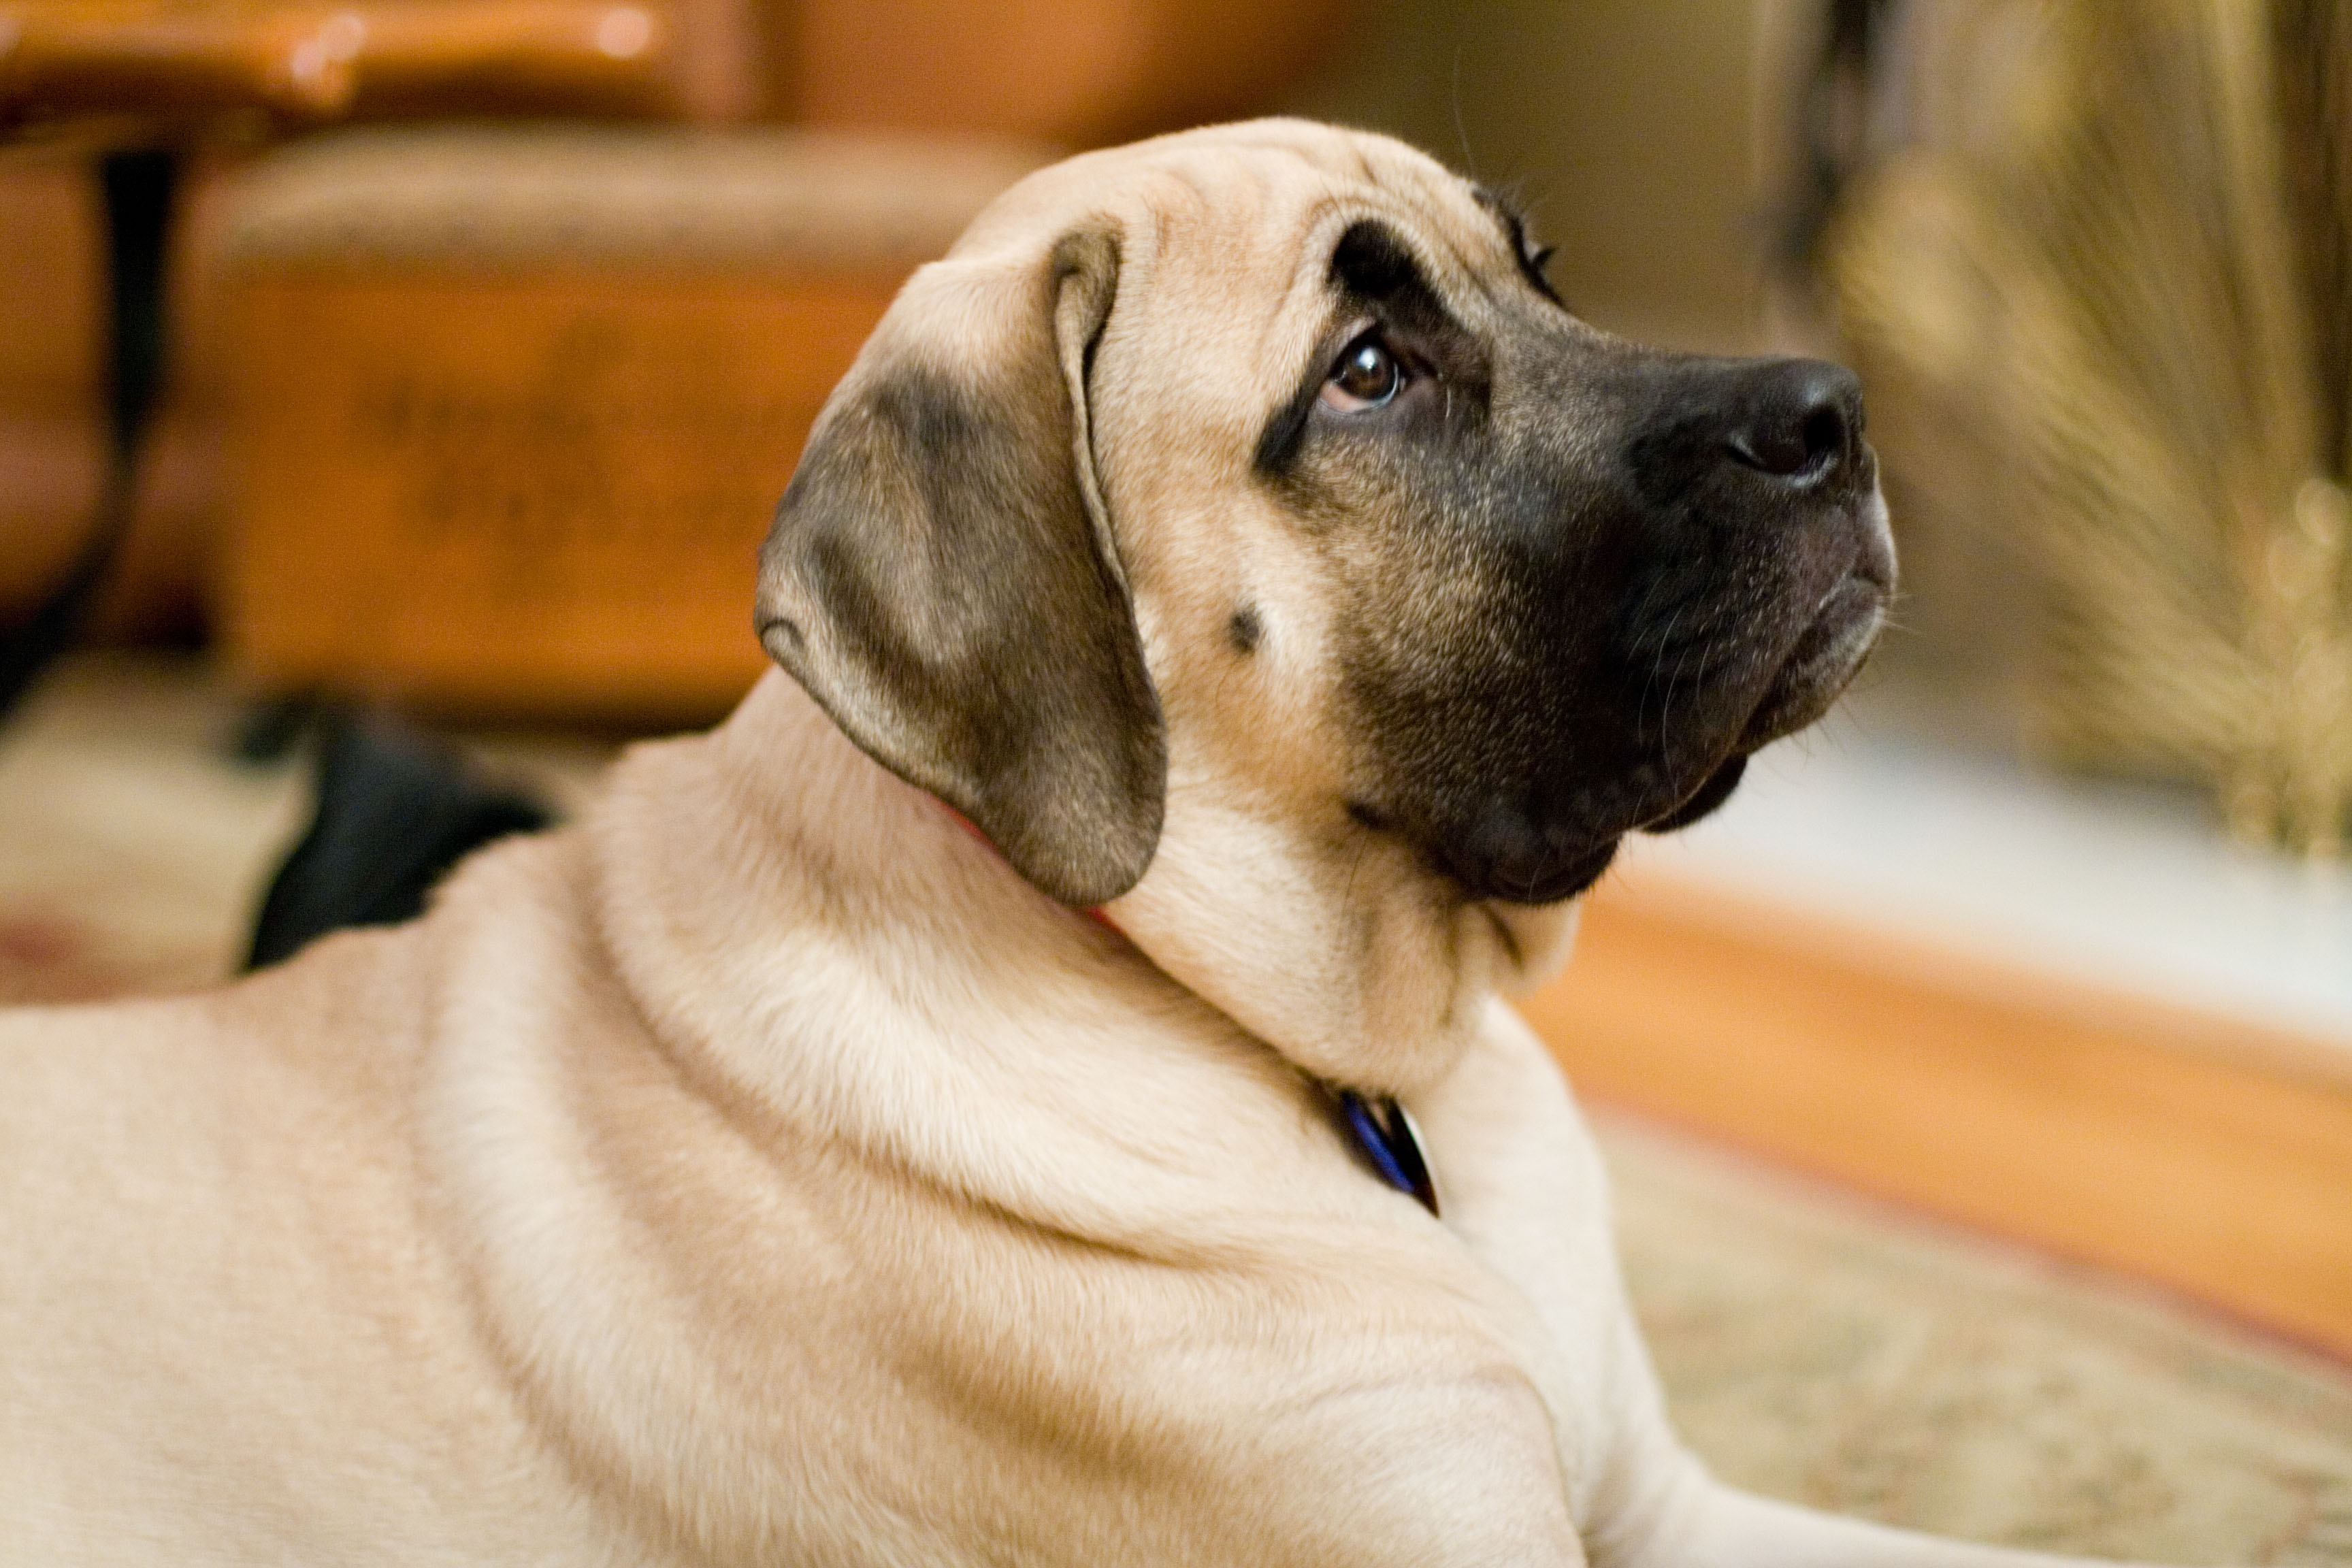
[1638,605,1689,743]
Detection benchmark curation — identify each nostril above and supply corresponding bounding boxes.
[1725,359,1861,483]
[1727,426,1808,476]
[1799,401,1846,470]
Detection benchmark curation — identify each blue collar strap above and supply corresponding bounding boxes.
[1335,1090,1438,1215]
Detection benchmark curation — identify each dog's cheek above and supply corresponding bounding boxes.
[1139,506,1354,810]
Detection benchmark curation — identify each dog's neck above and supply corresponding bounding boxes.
[930,777,1443,1212]
[652,673,1575,1102]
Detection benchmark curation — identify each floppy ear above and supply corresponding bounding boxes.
[754,229,1164,907]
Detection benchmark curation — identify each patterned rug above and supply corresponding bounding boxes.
[5,653,2349,1563]
[1610,1124,2352,1564]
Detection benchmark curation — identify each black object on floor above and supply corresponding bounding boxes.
[246,712,553,970]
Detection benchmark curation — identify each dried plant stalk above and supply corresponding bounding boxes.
[1830,0,2352,853]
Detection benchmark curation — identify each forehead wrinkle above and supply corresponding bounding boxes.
[1139,131,1476,282]
[1131,152,1499,474]
[1264,193,1391,340]
[1277,193,1485,364]
[1137,152,1346,270]
[1316,186,1514,329]
[1225,193,1362,472]
[1435,186,1532,312]
[1147,157,1245,220]
[1096,182,1341,487]
[1162,173,1359,320]
[1191,129,1388,186]
[1139,133,1383,212]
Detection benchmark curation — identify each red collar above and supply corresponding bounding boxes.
[936,803,1122,934]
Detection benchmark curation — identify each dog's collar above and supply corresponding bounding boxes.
[1332,1090,1439,1215]
[934,798,1438,1217]
[937,804,1120,934]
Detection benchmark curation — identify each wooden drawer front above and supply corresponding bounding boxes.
[225,267,900,717]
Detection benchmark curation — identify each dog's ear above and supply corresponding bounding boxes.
[755,228,1164,907]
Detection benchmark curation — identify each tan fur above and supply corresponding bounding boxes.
[1,121,2164,1568]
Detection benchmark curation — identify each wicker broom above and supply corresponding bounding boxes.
[1829,0,2352,855]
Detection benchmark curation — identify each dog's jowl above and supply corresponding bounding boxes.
[6,121,2191,1568]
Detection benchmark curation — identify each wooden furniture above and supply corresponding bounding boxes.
[0,0,758,711]
[218,127,1041,715]
[195,0,1352,717]
[1518,865,2352,1358]
[1,0,1351,696]
[0,0,749,124]
[781,0,1348,148]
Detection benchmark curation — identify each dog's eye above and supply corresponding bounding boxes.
[1322,334,1403,412]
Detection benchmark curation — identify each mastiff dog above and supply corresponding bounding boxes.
[3,120,2163,1568]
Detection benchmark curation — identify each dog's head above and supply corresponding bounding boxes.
[757,120,1891,1092]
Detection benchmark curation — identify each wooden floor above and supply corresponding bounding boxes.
[1516,866,2352,1358]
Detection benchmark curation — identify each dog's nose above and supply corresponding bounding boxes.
[1721,359,1863,485]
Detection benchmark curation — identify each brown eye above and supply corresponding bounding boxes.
[1321,334,1402,412]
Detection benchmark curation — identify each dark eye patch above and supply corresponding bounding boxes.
[1330,219,1461,342]
[1331,220,1426,299]
[1253,218,1486,476]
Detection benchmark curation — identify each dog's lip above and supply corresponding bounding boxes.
[1473,836,1621,906]
[1637,512,1890,836]
[1419,491,1895,904]
[1637,751,1748,834]
[1735,569,1886,749]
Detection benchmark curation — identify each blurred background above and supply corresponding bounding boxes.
[3,0,2352,1550]
[1,0,1799,708]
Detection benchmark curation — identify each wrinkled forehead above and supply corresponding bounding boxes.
[957,120,1488,260]
[963,122,1518,442]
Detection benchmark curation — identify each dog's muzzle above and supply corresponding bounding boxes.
[1440,356,1892,907]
